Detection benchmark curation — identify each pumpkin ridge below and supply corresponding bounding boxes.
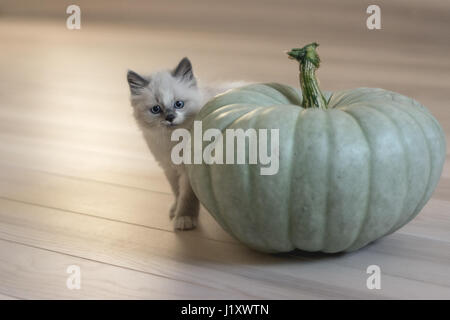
[347,104,412,249]
[331,88,390,108]
[241,107,275,250]
[363,103,411,235]
[195,130,231,235]
[246,84,298,104]
[387,102,435,228]
[195,108,259,237]
[201,101,260,119]
[287,110,304,250]
[215,106,265,136]
[206,154,234,237]
[321,111,333,251]
[204,104,261,126]
[264,83,303,106]
[366,101,433,233]
[406,100,447,153]
[201,106,262,240]
[338,108,372,251]
[402,101,447,161]
[229,87,290,105]
[218,106,278,250]
[199,88,282,119]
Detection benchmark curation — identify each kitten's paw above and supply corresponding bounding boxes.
[169,202,177,220]
[174,216,197,231]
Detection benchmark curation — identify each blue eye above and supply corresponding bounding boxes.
[174,100,184,109]
[150,105,161,114]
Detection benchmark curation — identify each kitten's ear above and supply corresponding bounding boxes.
[172,57,196,85]
[127,70,149,95]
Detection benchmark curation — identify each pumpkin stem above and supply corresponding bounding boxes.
[287,43,328,109]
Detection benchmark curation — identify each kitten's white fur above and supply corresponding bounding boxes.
[127,58,245,230]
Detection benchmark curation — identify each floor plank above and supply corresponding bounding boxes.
[0,239,253,299]
[0,198,449,299]
[0,164,233,242]
[0,292,19,300]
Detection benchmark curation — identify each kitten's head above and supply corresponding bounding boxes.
[127,57,202,129]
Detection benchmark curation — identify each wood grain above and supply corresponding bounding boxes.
[0,0,449,299]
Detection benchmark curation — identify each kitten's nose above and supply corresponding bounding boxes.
[165,114,175,122]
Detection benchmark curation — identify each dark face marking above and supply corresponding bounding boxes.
[172,57,196,86]
[127,70,149,95]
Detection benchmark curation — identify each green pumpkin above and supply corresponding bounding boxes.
[186,43,446,253]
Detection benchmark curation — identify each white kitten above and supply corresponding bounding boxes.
[127,57,245,230]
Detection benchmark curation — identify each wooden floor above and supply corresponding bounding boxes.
[0,0,450,299]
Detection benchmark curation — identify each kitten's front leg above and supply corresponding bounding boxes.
[163,168,179,220]
[173,173,199,230]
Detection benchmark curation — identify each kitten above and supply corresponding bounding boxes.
[127,57,244,230]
